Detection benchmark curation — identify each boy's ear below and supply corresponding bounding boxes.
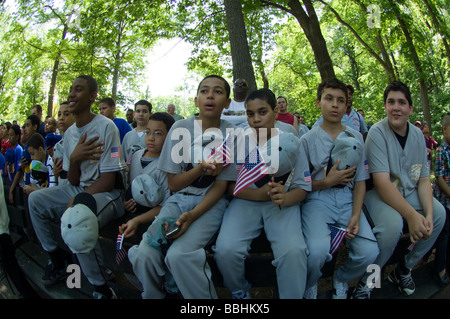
[224,98,231,110]
[90,91,98,104]
[273,105,279,117]
[315,99,321,108]
[194,96,199,108]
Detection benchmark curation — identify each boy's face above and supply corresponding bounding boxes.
[195,77,231,120]
[134,104,151,127]
[58,104,75,133]
[24,119,37,139]
[316,87,347,124]
[99,102,115,120]
[68,78,97,116]
[28,146,46,162]
[246,98,278,140]
[384,90,412,132]
[8,128,18,145]
[145,120,168,156]
[44,118,56,133]
[443,125,450,145]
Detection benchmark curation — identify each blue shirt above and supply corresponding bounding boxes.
[113,117,132,143]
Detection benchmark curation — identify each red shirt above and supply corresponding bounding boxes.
[1,140,11,155]
[277,112,295,125]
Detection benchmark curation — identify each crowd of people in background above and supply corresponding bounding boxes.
[0,75,449,301]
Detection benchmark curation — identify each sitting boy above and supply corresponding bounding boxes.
[127,75,238,299]
[23,133,56,195]
[213,88,310,299]
[119,112,175,237]
[301,78,378,299]
[352,81,445,298]
[28,75,127,299]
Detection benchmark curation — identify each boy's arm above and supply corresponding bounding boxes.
[372,171,431,243]
[346,180,365,238]
[119,206,162,238]
[8,169,23,204]
[269,179,307,207]
[436,176,450,197]
[227,182,271,201]
[172,179,228,238]
[167,160,223,192]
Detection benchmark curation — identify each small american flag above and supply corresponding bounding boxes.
[329,224,347,255]
[364,159,369,170]
[208,134,231,168]
[233,147,268,196]
[304,171,311,183]
[115,233,127,267]
[111,146,120,159]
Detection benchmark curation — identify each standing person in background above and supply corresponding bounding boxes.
[31,104,46,138]
[220,78,249,127]
[99,97,132,143]
[276,96,299,133]
[422,123,438,168]
[167,104,183,121]
[126,108,137,128]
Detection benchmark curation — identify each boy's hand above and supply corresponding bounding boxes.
[70,133,104,164]
[53,157,63,179]
[20,156,29,169]
[23,184,38,195]
[326,159,356,187]
[123,198,137,214]
[171,211,195,239]
[119,219,139,238]
[345,215,360,240]
[268,177,285,207]
[200,159,224,177]
[406,212,431,244]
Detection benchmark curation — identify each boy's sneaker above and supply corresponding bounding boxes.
[42,260,68,287]
[351,280,373,299]
[92,287,118,299]
[303,283,317,299]
[332,277,348,299]
[388,265,415,295]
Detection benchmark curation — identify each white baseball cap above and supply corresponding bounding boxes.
[330,130,363,170]
[61,192,99,254]
[131,174,164,208]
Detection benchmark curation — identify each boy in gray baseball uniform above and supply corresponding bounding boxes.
[127,75,239,299]
[120,112,175,236]
[121,99,152,163]
[301,78,378,299]
[213,88,310,299]
[28,75,127,299]
[352,81,445,298]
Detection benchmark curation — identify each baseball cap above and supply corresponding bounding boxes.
[61,192,99,254]
[330,130,363,170]
[5,148,14,163]
[31,160,49,185]
[131,174,164,208]
[23,145,32,164]
[262,132,299,176]
[44,133,62,149]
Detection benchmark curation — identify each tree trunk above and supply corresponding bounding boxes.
[422,0,450,63]
[224,0,257,91]
[287,0,335,80]
[111,22,124,102]
[392,2,432,133]
[47,24,68,117]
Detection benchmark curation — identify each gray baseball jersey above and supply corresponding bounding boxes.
[300,125,369,194]
[158,116,239,196]
[122,128,146,163]
[365,118,429,198]
[63,114,126,187]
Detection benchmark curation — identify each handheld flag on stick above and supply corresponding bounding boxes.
[208,133,231,168]
[329,224,347,255]
[115,233,127,267]
[233,147,268,196]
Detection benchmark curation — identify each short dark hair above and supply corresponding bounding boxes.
[99,97,115,107]
[246,88,277,110]
[76,75,98,93]
[316,78,348,103]
[197,75,231,99]
[26,133,45,149]
[346,84,354,94]
[383,81,412,106]
[32,104,42,113]
[27,114,40,129]
[134,99,152,112]
[149,112,175,132]
[10,124,21,139]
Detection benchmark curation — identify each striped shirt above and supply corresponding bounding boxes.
[433,141,450,209]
